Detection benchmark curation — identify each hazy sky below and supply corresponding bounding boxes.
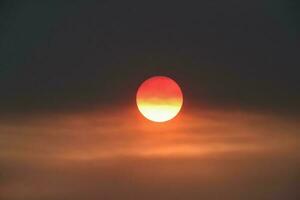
[0,0,299,113]
[0,1,299,200]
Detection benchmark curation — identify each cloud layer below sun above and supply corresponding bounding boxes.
[0,107,299,200]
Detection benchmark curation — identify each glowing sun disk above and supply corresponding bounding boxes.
[136,76,183,122]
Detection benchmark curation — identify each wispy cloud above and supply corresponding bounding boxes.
[0,107,299,199]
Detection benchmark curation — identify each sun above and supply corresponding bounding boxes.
[136,76,183,122]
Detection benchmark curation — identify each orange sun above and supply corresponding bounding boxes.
[136,76,183,122]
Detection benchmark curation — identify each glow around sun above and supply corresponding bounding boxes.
[136,76,183,122]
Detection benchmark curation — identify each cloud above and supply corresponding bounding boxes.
[0,107,299,199]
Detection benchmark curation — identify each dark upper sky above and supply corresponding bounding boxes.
[0,0,299,114]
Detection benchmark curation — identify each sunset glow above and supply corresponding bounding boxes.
[136,76,183,122]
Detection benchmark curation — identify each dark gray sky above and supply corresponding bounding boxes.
[0,0,299,114]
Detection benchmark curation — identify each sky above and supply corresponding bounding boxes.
[0,1,299,200]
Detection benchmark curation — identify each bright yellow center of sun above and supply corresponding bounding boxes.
[136,76,183,122]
